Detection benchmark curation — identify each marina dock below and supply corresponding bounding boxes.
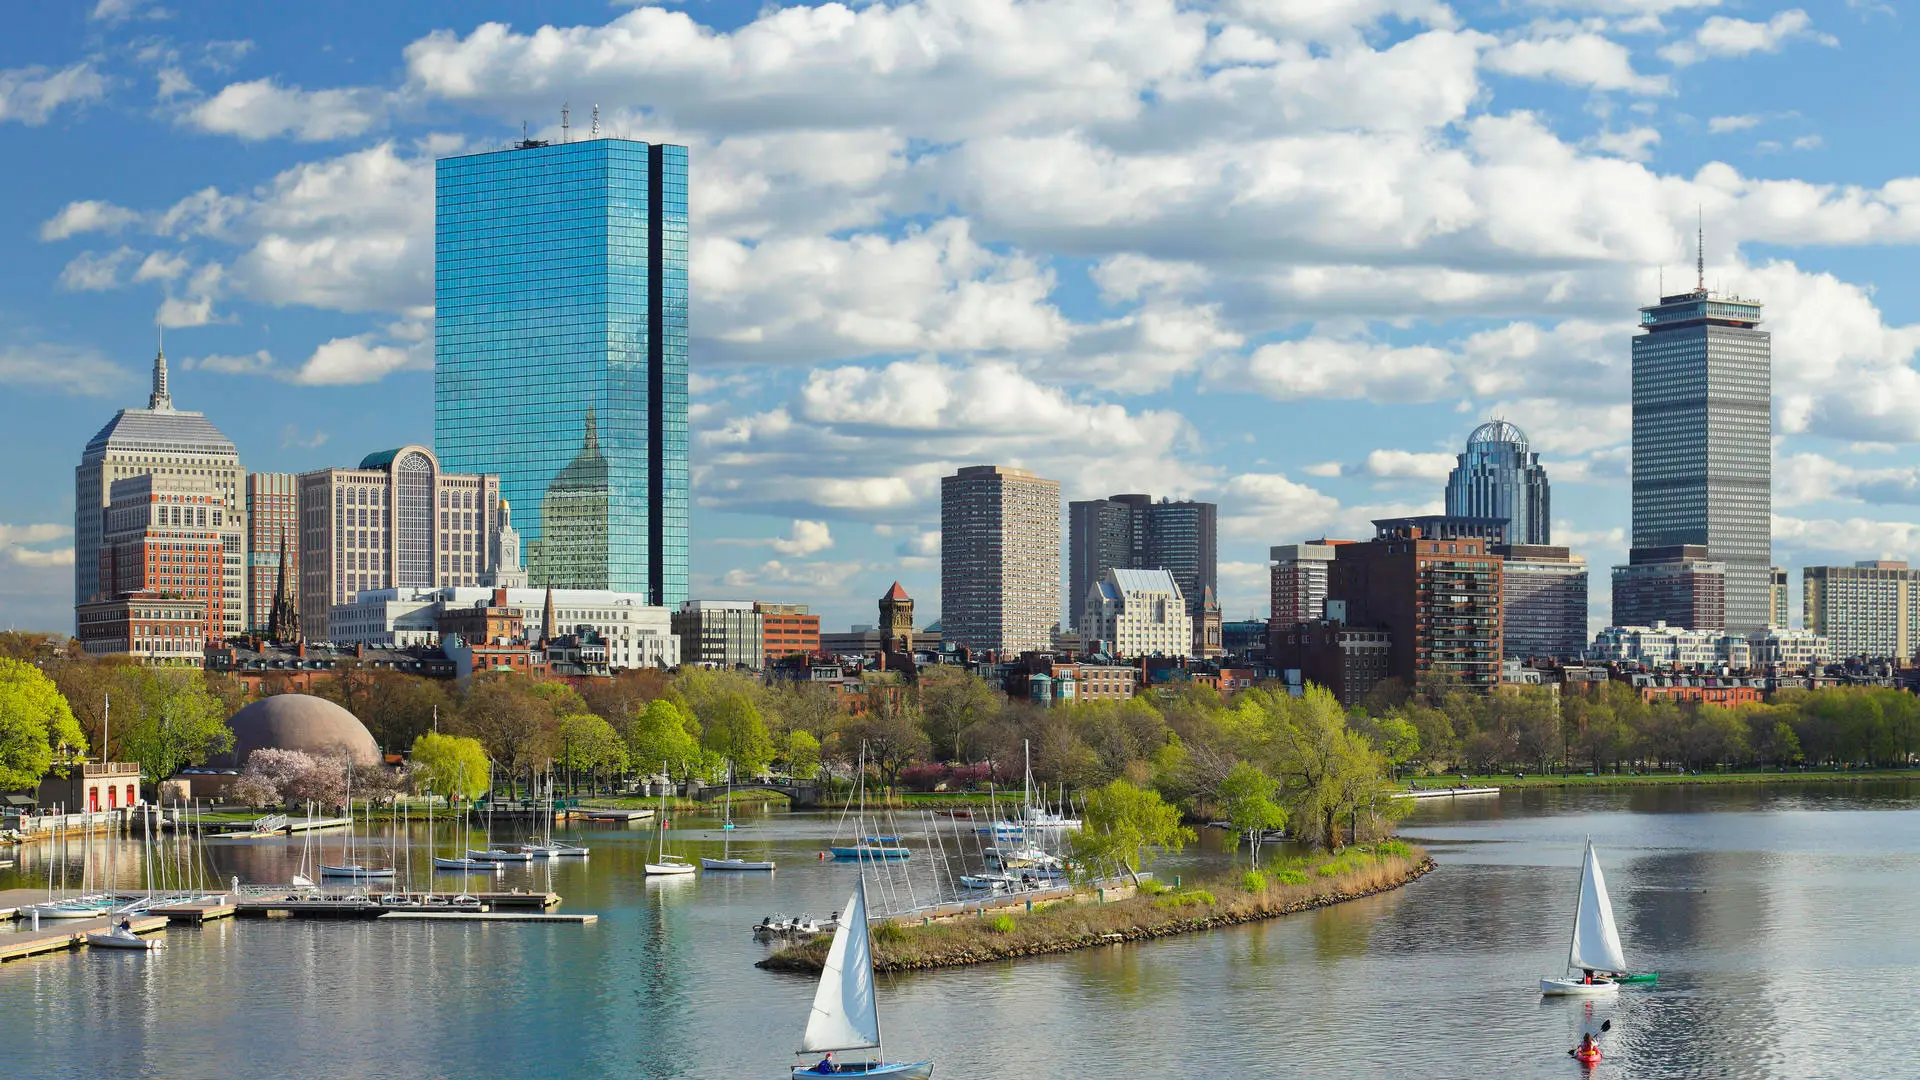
[231,890,561,918]
[377,911,596,923]
[0,914,166,963]
[1396,786,1501,800]
[581,809,654,822]
[151,898,239,924]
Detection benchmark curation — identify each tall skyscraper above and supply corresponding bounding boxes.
[1632,249,1771,634]
[96,473,243,646]
[1065,494,1216,627]
[295,446,500,642]
[1445,420,1551,545]
[434,136,689,606]
[76,349,243,621]
[245,473,299,633]
[941,465,1061,655]
[1269,542,1340,626]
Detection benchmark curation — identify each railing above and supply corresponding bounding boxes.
[254,813,289,833]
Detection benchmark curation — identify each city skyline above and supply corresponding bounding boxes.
[9,3,1920,637]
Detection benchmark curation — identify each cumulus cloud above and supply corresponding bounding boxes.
[1365,449,1456,481]
[1226,338,1454,403]
[40,200,140,241]
[1661,9,1835,66]
[184,79,387,141]
[1483,33,1669,94]
[0,344,130,395]
[59,248,139,291]
[0,64,107,125]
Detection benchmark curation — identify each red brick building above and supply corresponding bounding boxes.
[1327,522,1503,691]
[757,602,821,665]
[97,474,243,647]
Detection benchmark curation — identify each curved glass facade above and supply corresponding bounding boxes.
[434,138,689,606]
[1444,421,1551,546]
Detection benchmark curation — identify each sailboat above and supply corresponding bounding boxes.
[321,769,396,879]
[645,763,695,876]
[792,878,932,1079]
[704,764,774,872]
[1540,841,1648,995]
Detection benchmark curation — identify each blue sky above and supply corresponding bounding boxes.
[5,0,1920,637]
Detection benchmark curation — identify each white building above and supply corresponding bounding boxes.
[1080,568,1192,659]
[329,586,677,668]
[1590,622,1829,671]
[1748,627,1831,671]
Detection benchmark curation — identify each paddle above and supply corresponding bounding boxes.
[1567,1020,1612,1057]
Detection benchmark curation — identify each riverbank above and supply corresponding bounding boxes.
[1405,767,1920,791]
[758,843,1433,974]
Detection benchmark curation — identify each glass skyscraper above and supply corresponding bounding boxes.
[434,137,689,606]
[1631,283,1771,634]
[1444,420,1551,545]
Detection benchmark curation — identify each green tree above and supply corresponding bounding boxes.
[0,658,88,789]
[627,698,701,778]
[839,691,931,788]
[556,713,629,788]
[1256,686,1400,850]
[784,729,822,780]
[1216,760,1286,866]
[115,668,231,784]
[915,666,999,760]
[455,676,556,796]
[1069,778,1195,881]
[699,691,774,776]
[409,733,491,801]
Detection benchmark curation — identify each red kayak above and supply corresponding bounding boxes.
[1574,1048,1602,1065]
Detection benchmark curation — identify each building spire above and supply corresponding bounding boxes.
[149,329,172,411]
[1696,206,1705,294]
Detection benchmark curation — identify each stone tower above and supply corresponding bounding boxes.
[879,581,914,655]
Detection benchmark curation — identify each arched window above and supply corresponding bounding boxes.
[395,450,436,587]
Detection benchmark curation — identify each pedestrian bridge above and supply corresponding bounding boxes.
[685,781,823,809]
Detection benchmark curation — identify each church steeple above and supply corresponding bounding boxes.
[148,334,173,411]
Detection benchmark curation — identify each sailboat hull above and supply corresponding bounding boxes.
[702,858,775,871]
[1540,978,1619,996]
[792,1061,933,1079]
[645,861,697,876]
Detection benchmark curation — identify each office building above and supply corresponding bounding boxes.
[941,465,1061,655]
[1494,544,1588,661]
[329,585,677,668]
[1803,561,1920,660]
[75,592,207,667]
[76,349,243,612]
[1270,542,1341,627]
[1080,568,1193,659]
[1632,265,1772,633]
[758,602,821,664]
[434,136,689,605]
[296,446,501,642]
[1066,494,1217,630]
[1370,515,1508,544]
[1770,566,1789,628]
[245,473,299,634]
[1445,420,1552,545]
[674,600,764,669]
[97,474,244,643]
[1272,622,1393,706]
[1326,522,1503,690]
[1588,622,1725,667]
[1612,545,1725,632]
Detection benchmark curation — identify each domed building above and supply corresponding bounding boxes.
[221,694,380,768]
[1444,419,1551,546]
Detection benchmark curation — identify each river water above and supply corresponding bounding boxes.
[5,784,1919,1079]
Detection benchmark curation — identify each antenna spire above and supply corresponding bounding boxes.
[562,102,570,143]
[1696,206,1705,293]
[148,327,172,411]
[591,104,600,138]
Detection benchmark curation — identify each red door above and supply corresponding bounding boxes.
[89,787,99,812]
[108,786,118,809]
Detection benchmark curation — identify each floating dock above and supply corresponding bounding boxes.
[1396,786,1501,800]
[232,890,561,918]
[581,809,654,822]
[0,914,166,962]
[377,911,596,923]
[150,898,238,924]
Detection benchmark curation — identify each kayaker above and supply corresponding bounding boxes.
[1576,1033,1600,1058]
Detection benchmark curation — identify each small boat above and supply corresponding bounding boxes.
[830,844,910,861]
[319,864,397,879]
[791,879,931,1079]
[644,764,696,875]
[704,772,774,871]
[433,857,504,872]
[85,926,164,951]
[25,897,116,920]
[1541,841,1635,996]
[521,842,590,857]
[466,848,536,863]
[754,913,823,936]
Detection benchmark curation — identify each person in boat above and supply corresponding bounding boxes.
[1576,1033,1600,1058]
[118,916,131,933]
[1582,968,1595,984]
[811,1052,838,1073]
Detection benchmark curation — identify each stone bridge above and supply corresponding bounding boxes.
[683,781,823,810]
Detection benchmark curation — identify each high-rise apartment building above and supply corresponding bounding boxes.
[1632,267,1771,634]
[1493,544,1588,661]
[1326,523,1503,690]
[1803,561,1920,660]
[76,350,243,612]
[245,473,299,633]
[1770,566,1789,628]
[434,136,689,606]
[96,474,244,644]
[1445,420,1552,545]
[673,600,764,669]
[296,446,500,642]
[1065,494,1217,629]
[1612,545,1725,631]
[1270,543,1340,627]
[941,465,1061,655]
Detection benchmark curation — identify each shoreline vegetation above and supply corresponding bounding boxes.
[757,843,1433,974]
[1405,767,1920,791]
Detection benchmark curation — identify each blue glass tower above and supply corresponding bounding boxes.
[1444,420,1551,545]
[434,137,689,606]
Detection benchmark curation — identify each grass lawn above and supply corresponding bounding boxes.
[1404,767,1920,790]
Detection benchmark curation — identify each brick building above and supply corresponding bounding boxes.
[1325,522,1503,690]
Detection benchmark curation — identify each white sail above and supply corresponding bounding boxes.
[800,880,881,1054]
[1568,841,1628,973]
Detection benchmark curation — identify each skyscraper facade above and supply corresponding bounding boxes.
[1803,561,1920,660]
[1269,542,1340,626]
[1632,276,1771,634]
[1493,544,1587,661]
[76,350,243,614]
[1065,494,1216,627]
[245,473,299,633]
[1444,420,1551,545]
[942,465,1061,655]
[434,136,689,606]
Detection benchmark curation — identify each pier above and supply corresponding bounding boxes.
[231,890,561,918]
[1395,786,1501,800]
[0,914,166,963]
[377,911,597,924]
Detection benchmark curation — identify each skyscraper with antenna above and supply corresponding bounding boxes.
[1627,221,1772,634]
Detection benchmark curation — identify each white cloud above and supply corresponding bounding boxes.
[1591,126,1661,162]
[90,0,169,24]
[770,520,835,557]
[1661,9,1834,66]
[290,325,427,385]
[1220,472,1343,540]
[0,521,77,570]
[1708,114,1762,133]
[134,251,190,283]
[0,344,129,396]
[0,64,107,126]
[59,247,139,291]
[184,349,277,376]
[184,80,387,141]
[1227,338,1454,403]
[722,559,867,592]
[1484,33,1669,94]
[7,547,75,568]
[40,200,140,241]
[0,524,71,544]
[1365,449,1455,481]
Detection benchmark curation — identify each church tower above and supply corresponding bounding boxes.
[879,581,914,655]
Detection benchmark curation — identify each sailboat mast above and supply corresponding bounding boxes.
[1566,840,1589,974]
[864,875,885,1065]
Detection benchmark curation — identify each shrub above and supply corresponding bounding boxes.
[898,763,950,792]
[1274,867,1309,886]
[1374,840,1412,859]
[1138,878,1172,895]
[1153,889,1216,910]
[1241,870,1268,893]
[988,914,1017,934]
[871,921,908,945]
